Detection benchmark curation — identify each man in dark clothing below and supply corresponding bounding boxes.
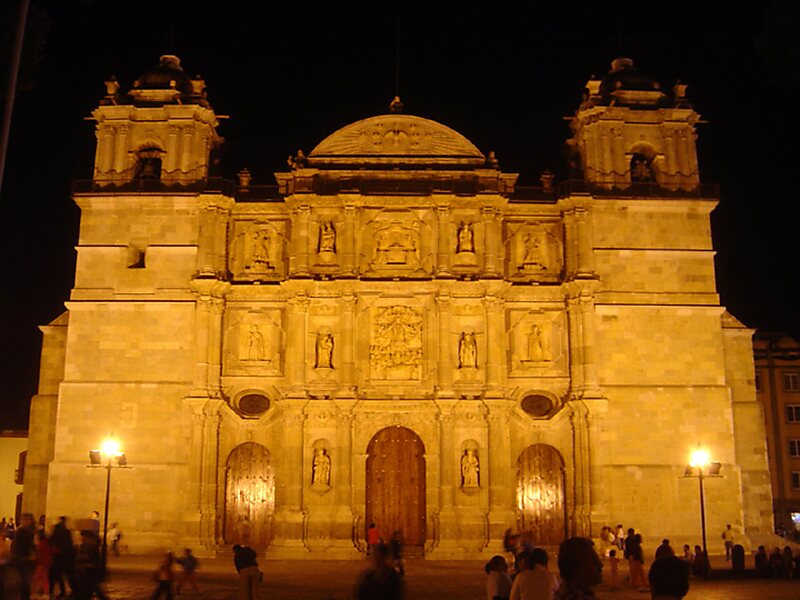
[50,516,77,598]
[74,530,107,600]
[356,543,404,600]
[10,513,37,600]
[232,544,260,600]
[648,555,690,598]
[555,537,602,600]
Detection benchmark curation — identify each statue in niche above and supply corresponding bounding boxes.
[456,222,475,254]
[458,331,478,369]
[247,326,266,361]
[461,449,480,488]
[312,448,331,487]
[318,221,336,254]
[315,331,334,368]
[521,232,546,270]
[247,229,272,271]
[526,324,550,362]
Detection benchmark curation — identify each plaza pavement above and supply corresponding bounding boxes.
[95,553,800,600]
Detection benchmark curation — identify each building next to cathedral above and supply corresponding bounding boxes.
[23,55,774,557]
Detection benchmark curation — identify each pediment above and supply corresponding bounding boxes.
[309,114,484,160]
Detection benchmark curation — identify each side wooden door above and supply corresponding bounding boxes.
[224,442,275,548]
[366,426,426,548]
[516,444,566,545]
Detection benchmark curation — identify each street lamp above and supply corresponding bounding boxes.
[88,436,129,567]
[683,446,721,578]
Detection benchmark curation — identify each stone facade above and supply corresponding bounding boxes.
[24,56,774,557]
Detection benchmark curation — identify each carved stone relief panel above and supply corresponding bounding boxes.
[368,305,424,381]
[451,211,483,272]
[505,220,564,282]
[229,219,288,282]
[312,215,341,270]
[223,306,285,376]
[360,209,434,277]
[507,309,567,377]
[452,302,485,385]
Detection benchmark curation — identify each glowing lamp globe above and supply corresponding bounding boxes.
[101,438,121,458]
[690,449,709,469]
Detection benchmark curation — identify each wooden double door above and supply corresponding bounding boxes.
[516,444,566,545]
[224,442,275,547]
[366,426,426,548]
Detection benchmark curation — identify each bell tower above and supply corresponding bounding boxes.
[568,58,700,191]
[91,55,221,184]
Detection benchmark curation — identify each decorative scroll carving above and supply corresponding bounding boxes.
[369,306,423,380]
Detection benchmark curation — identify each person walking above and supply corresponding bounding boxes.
[176,548,200,594]
[150,552,174,600]
[49,516,76,598]
[10,512,37,600]
[32,529,53,598]
[74,530,107,600]
[389,531,404,576]
[232,544,260,600]
[355,543,404,600]
[366,523,381,557]
[722,524,735,561]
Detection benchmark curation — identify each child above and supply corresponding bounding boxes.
[485,555,512,600]
[609,549,619,590]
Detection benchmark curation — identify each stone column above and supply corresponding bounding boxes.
[578,292,601,397]
[436,205,452,277]
[568,400,592,537]
[287,293,309,395]
[198,399,223,547]
[482,208,502,277]
[190,293,211,396]
[342,205,357,276]
[563,208,579,279]
[166,124,179,174]
[291,206,312,277]
[272,401,308,555]
[197,198,219,278]
[331,399,358,555]
[180,126,193,177]
[436,293,454,396]
[113,124,129,178]
[485,400,515,548]
[566,291,584,392]
[339,292,357,395]
[483,295,505,395]
[434,402,459,552]
[99,125,115,176]
[207,296,225,395]
[574,205,595,278]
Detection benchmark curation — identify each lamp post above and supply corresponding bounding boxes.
[89,437,129,568]
[683,447,721,579]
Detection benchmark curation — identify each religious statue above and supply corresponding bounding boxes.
[247,326,265,361]
[522,232,545,269]
[315,331,334,368]
[527,324,548,361]
[312,448,331,487]
[461,449,479,488]
[318,221,337,254]
[456,222,475,254]
[458,331,478,369]
[248,230,271,271]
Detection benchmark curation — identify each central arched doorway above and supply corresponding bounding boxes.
[516,444,566,545]
[224,442,275,548]
[366,426,426,549]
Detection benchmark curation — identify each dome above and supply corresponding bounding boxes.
[132,55,193,96]
[308,113,486,168]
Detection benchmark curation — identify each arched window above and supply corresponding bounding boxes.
[630,152,655,182]
[134,147,163,180]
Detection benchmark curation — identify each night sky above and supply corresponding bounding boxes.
[1,1,798,429]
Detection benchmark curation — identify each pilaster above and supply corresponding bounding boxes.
[436,292,454,397]
[436,205,452,277]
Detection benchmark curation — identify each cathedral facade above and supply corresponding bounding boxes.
[23,56,774,557]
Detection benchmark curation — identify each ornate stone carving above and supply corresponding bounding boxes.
[373,224,419,267]
[508,222,564,281]
[458,331,478,369]
[246,325,267,361]
[525,323,550,362]
[369,306,423,380]
[229,220,286,281]
[461,449,480,488]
